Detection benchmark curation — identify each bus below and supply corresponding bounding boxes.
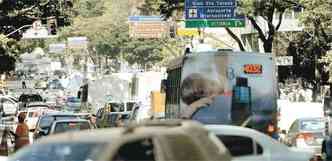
[164,50,278,136]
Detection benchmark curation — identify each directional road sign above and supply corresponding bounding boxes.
[185,0,245,28]
[128,16,169,38]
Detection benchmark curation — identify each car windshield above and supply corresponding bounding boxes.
[108,103,124,112]
[126,102,135,111]
[300,119,325,131]
[67,97,80,103]
[19,95,43,102]
[9,143,106,161]
[39,116,79,129]
[53,121,90,134]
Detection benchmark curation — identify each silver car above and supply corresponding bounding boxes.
[285,117,325,154]
[48,119,93,135]
[10,120,231,161]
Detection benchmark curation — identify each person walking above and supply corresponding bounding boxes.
[322,119,332,161]
[21,81,27,89]
[15,113,30,151]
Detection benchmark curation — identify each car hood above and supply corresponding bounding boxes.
[282,148,314,161]
[231,148,314,161]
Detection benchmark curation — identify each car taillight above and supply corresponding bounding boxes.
[296,133,314,144]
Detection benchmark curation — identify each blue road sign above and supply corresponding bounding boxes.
[128,16,163,22]
[185,0,236,8]
[185,0,245,28]
[186,7,243,20]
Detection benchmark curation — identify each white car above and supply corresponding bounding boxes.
[0,96,18,116]
[25,107,49,130]
[48,119,92,135]
[206,125,314,161]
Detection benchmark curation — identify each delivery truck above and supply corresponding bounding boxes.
[165,50,278,136]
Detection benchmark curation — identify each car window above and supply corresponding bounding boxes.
[112,138,157,161]
[2,98,12,104]
[126,102,135,111]
[39,116,79,129]
[53,122,90,134]
[161,134,205,161]
[109,103,125,112]
[300,119,325,131]
[9,143,106,161]
[217,135,263,156]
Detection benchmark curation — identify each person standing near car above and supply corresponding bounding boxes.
[15,113,30,151]
[22,81,27,89]
[322,119,332,161]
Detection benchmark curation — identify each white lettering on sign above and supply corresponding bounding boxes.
[192,2,204,5]
[191,1,235,7]
[276,56,293,66]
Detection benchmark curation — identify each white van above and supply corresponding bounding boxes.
[0,96,18,116]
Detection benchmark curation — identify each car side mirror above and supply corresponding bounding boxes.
[38,128,48,136]
[161,79,167,93]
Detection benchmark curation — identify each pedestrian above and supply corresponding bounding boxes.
[322,119,332,161]
[14,113,30,151]
[22,81,26,89]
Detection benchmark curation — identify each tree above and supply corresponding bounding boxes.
[0,34,19,73]
[0,0,73,39]
[159,0,300,52]
[57,0,172,71]
[124,39,165,68]
[297,0,332,99]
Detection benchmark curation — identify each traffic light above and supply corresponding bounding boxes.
[49,23,57,35]
[81,84,88,102]
[170,25,176,38]
[47,17,57,35]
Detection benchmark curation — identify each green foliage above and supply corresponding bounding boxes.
[159,0,300,52]
[56,0,172,69]
[73,0,105,18]
[0,34,21,57]
[0,0,73,39]
[124,39,164,67]
[138,0,162,15]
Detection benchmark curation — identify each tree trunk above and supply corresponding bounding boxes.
[225,28,246,51]
[263,38,274,53]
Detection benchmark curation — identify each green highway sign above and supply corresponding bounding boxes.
[185,19,245,28]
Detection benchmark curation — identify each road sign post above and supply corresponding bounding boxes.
[185,0,245,28]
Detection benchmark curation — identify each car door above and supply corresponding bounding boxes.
[158,133,231,161]
[216,135,266,161]
[110,137,162,161]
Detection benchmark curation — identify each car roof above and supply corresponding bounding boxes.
[37,120,208,143]
[27,102,48,106]
[52,119,89,124]
[42,112,78,117]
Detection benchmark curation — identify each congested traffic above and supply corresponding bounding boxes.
[0,0,332,160]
